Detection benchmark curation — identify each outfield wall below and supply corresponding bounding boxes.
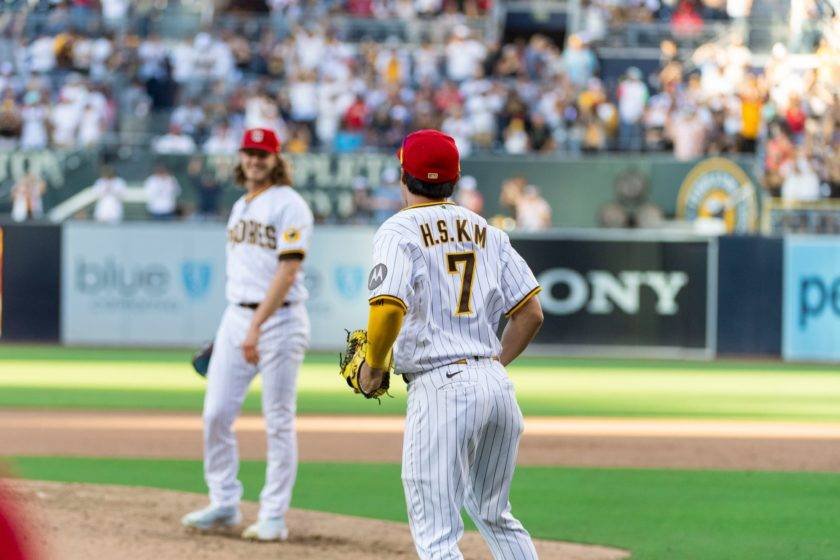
[1,220,837,362]
[0,151,761,228]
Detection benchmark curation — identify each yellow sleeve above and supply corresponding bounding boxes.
[365,298,406,369]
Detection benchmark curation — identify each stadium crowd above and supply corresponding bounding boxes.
[0,0,837,201]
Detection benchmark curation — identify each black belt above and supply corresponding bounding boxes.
[450,356,500,365]
[238,302,291,310]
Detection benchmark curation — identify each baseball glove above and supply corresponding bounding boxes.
[191,342,213,378]
[338,329,394,401]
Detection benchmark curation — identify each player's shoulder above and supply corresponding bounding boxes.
[231,194,246,211]
[271,186,313,216]
[268,185,305,204]
[375,207,419,239]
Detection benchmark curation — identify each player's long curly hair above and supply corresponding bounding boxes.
[234,154,294,187]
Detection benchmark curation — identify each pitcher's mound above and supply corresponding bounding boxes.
[8,480,629,560]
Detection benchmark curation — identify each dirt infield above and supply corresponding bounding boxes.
[7,480,629,560]
[4,410,839,559]
[2,410,840,471]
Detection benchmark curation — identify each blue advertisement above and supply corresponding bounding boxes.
[783,236,840,362]
[62,222,228,346]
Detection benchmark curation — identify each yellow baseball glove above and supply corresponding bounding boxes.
[338,329,394,401]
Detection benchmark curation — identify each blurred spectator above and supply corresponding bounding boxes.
[445,26,486,82]
[764,123,796,195]
[153,125,197,154]
[455,175,484,215]
[29,34,56,74]
[20,91,49,150]
[515,185,552,231]
[78,103,105,147]
[50,94,80,148]
[670,108,707,161]
[368,167,403,225]
[146,58,178,110]
[737,75,761,153]
[782,151,821,202]
[119,80,152,144]
[187,157,222,220]
[11,171,46,222]
[500,176,526,218]
[91,166,127,224]
[672,0,704,37]
[413,37,441,84]
[102,0,130,31]
[286,125,312,153]
[138,32,167,82]
[203,121,239,155]
[528,113,556,153]
[617,67,648,151]
[0,95,23,150]
[442,106,473,156]
[563,35,598,89]
[0,0,834,169]
[143,164,181,220]
[171,98,206,137]
[503,118,529,154]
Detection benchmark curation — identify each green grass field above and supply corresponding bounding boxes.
[1,345,839,420]
[3,345,840,560]
[8,456,840,560]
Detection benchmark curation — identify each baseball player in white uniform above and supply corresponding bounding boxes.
[359,130,544,559]
[182,128,313,542]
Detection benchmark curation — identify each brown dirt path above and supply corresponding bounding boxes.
[2,410,840,471]
[7,480,629,560]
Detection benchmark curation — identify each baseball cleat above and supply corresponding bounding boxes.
[241,517,289,541]
[181,504,242,531]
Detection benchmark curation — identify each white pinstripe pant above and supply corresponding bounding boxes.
[202,303,309,520]
[402,361,538,560]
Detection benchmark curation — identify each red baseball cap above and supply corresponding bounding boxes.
[240,128,281,154]
[397,129,460,184]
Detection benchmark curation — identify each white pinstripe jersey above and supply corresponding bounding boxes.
[368,201,540,374]
[225,185,313,305]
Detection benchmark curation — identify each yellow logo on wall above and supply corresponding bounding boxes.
[677,158,758,233]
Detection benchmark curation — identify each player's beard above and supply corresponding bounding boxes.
[243,159,274,189]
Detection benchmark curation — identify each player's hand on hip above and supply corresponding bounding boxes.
[242,326,260,365]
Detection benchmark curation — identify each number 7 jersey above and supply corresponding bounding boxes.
[368,201,541,374]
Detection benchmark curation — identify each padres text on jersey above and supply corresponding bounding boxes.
[226,186,313,305]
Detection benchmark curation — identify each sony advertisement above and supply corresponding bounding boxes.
[511,235,714,355]
[783,236,840,362]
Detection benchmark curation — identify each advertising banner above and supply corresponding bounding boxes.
[511,234,715,356]
[61,221,375,349]
[783,236,840,362]
[62,222,227,346]
[304,227,375,350]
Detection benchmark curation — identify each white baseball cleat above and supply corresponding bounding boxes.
[241,517,289,541]
[181,504,242,531]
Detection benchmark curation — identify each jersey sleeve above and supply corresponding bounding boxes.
[275,196,313,260]
[500,233,541,317]
[368,229,414,312]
